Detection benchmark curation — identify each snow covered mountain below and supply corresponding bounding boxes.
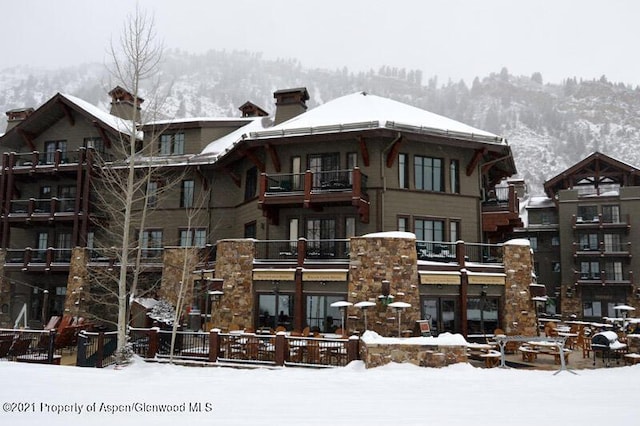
[2,50,639,195]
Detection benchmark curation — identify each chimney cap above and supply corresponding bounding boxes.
[108,85,145,104]
[6,107,34,120]
[273,87,309,102]
[239,101,268,118]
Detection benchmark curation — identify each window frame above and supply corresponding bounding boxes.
[414,155,444,192]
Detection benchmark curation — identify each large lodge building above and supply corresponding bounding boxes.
[0,85,636,338]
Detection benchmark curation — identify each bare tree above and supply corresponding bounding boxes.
[94,6,165,363]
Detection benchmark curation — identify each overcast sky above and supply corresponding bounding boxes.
[2,0,640,86]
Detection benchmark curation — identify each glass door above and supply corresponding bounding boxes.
[421,297,458,336]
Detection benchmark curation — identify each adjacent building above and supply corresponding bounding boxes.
[1,87,537,338]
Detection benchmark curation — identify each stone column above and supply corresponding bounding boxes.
[159,247,200,315]
[211,239,255,331]
[502,239,538,336]
[348,234,419,337]
[64,247,90,318]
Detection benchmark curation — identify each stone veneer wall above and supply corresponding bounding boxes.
[361,341,467,368]
[502,240,538,336]
[159,247,200,310]
[348,236,419,337]
[210,239,255,330]
[64,247,90,318]
[0,250,10,327]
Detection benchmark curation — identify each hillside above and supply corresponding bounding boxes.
[2,49,640,195]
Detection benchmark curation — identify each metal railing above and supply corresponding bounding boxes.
[254,238,350,261]
[77,331,118,368]
[0,328,61,364]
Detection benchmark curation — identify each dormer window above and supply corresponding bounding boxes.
[159,133,184,155]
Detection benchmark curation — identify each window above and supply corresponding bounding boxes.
[291,156,301,190]
[399,153,409,189]
[258,293,293,330]
[308,153,340,187]
[180,180,195,208]
[602,205,620,224]
[579,233,598,250]
[147,181,158,207]
[414,156,443,192]
[529,236,538,251]
[414,219,444,241]
[55,232,72,262]
[604,234,621,252]
[244,222,257,239]
[551,236,560,246]
[397,217,409,232]
[583,301,602,318]
[450,220,460,243]
[345,217,356,238]
[44,140,67,164]
[580,261,600,280]
[305,295,345,333]
[552,262,561,273]
[58,185,76,212]
[141,230,162,258]
[179,228,207,247]
[577,205,598,222]
[450,159,460,193]
[604,261,623,281]
[347,152,358,185]
[244,167,257,200]
[306,218,336,255]
[159,133,185,155]
[84,137,105,155]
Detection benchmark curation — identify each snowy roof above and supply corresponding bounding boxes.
[361,231,416,239]
[146,117,255,126]
[61,93,140,138]
[248,92,504,143]
[201,116,272,156]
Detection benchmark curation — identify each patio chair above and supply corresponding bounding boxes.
[0,338,14,359]
[8,337,32,360]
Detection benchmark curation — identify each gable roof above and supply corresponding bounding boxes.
[0,92,139,149]
[248,91,505,144]
[543,151,640,198]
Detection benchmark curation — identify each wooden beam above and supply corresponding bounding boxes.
[357,136,370,167]
[195,167,209,191]
[466,148,487,176]
[240,148,265,172]
[58,100,75,126]
[265,143,281,173]
[93,122,112,148]
[224,167,241,187]
[385,134,403,168]
[17,129,36,151]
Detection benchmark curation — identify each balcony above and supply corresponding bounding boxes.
[574,270,633,287]
[87,247,164,270]
[5,198,81,222]
[573,241,632,258]
[416,241,503,264]
[259,168,369,224]
[253,239,351,264]
[6,150,84,173]
[4,247,72,271]
[572,214,631,231]
[481,185,522,237]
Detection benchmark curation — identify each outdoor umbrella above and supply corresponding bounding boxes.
[330,300,353,333]
[388,301,411,337]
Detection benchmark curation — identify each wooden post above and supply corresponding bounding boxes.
[76,333,87,366]
[209,329,220,363]
[96,332,104,368]
[47,329,56,364]
[347,336,359,363]
[148,328,159,358]
[274,332,286,366]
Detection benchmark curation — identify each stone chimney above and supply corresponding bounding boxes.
[507,178,527,199]
[239,101,268,118]
[273,87,309,125]
[5,107,34,132]
[108,86,144,122]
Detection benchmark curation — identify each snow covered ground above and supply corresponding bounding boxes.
[1,358,638,425]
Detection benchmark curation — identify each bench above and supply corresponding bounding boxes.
[519,346,539,362]
[521,344,570,365]
[480,350,502,368]
[624,353,640,366]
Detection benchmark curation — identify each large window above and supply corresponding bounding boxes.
[179,228,206,247]
[604,261,623,281]
[577,205,598,222]
[147,181,159,207]
[84,137,105,156]
[306,295,344,333]
[244,221,257,238]
[579,233,598,250]
[159,133,184,155]
[580,261,600,280]
[398,216,409,232]
[466,297,499,335]
[180,180,195,208]
[602,205,620,223]
[244,167,257,201]
[414,156,443,192]
[414,219,444,241]
[306,218,336,256]
[44,140,67,164]
[450,159,460,193]
[308,153,340,187]
[399,153,409,189]
[603,234,621,252]
[258,293,293,330]
[141,229,163,258]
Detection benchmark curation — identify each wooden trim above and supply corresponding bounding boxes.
[385,134,403,168]
[58,100,75,126]
[265,143,281,173]
[466,148,486,176]
[17,128,36,151]
[357,136,370,167]
[240,148,265,172]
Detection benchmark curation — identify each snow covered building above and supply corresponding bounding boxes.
[515,152,640,320]
[0,87,536,338]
